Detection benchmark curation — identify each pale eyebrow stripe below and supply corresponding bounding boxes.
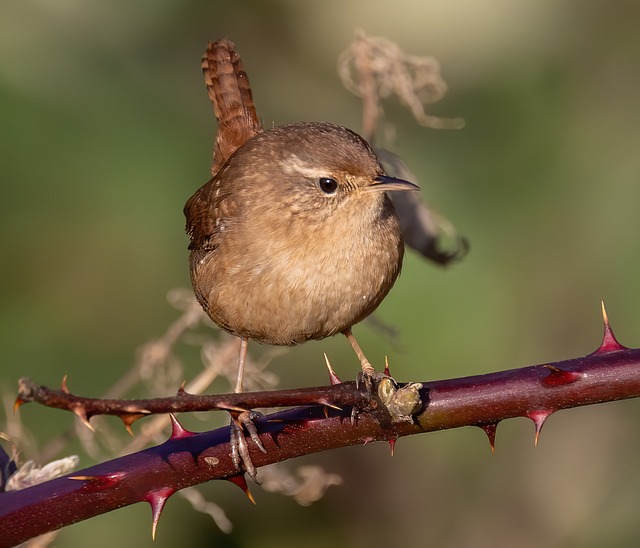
[279,154,326,178]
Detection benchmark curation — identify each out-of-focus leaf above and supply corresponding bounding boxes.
[377,148,469,265]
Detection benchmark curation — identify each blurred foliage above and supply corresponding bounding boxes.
[2,0,640,547]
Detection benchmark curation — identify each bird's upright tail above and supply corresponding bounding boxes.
[201,39,263,175]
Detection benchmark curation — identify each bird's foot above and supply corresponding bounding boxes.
[355,357,391,394]
[352,361,393,423]
[356,360,423,424]
[229,409,266,482]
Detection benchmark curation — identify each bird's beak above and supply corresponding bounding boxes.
[367,175,420,193]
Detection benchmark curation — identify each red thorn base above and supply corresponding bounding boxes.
[477,423,498,454]
[541,365,581,387]
[169,413,196,440]
[388,438,396,456]
[526,410,553,447]
[323,353,342,385]
[595,301,628,353]
[146,487,176,540]
[227,474,256,505]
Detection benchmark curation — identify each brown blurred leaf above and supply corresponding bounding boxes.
[377,148,468,265]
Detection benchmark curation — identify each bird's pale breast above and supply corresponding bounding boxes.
[190,193,403,345]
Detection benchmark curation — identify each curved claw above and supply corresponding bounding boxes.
[353,369,395,424]
[229,410,266,483]
[237,411,267,454]
[356,369,394,394]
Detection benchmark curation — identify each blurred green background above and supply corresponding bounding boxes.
[2,0,640,546]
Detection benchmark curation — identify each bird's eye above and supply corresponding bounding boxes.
[318,177,338,194]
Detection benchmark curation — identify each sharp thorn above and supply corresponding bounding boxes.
[73,407,94,431]
[146,487,176,541]
[595,300,627,353]
[478,423,498,454]
[388,438,396,456]
[227,474,256,505]
[323,353,342,385]
[169,413,196,440]
[527,410,552,447]
[383,356,391,377]
[13,398,24,414]
[245,487,256,505]
[120,413,147,436]
[61,375,70,394]
[319,399,342,411]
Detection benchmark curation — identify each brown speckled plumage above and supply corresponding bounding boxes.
[185,122,405,346]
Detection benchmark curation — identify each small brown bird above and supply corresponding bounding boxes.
[184,40,418,478]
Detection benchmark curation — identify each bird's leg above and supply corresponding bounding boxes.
[343,328,404,424]
[343,328,376,377]
[229,336,266,482]
[234,336,248,393]
[344,327,395,392]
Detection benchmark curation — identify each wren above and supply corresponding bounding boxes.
[185,121,417,353]
[184,40,419,478]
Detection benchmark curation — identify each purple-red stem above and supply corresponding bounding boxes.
[2,338,640,547]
